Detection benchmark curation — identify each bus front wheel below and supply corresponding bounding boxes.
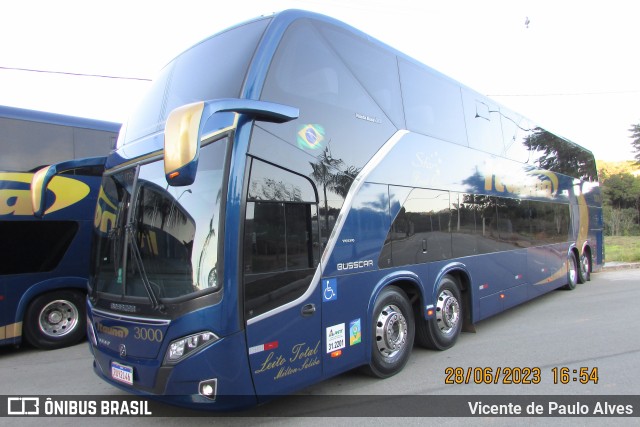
[23,290,86,350]
[365,286,415,378]
[416,275,462,351]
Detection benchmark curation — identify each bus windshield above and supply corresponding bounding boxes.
[120,17,270,146]
[93,136,230,303]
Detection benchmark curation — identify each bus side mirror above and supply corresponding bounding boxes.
[164,102,205,187]
[164,99,299,187]
[31,165,56,218]
[30,156,107,217]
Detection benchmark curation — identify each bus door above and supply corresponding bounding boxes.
[242,199,322,398]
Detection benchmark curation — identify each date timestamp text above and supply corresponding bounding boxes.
[445,367,599,385]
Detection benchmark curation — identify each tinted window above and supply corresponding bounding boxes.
[452,193,481,257]
[122,18,270,145]
[263,20,375,117]
[384,187,451,266]
[243,156,320,318]
[495,197,532,248]
[530,200,570,244]
[525,127,598,182]
[0,221,78,275]
[318,24,404,128]
[258,18,397,243]
[453,195,522,256]
[0,118,113,171]
[399,59,466,145]
[500,109,534,164]
[462,91,504,156]
[247,158,317,203]
[94,137,230,300]
[244,202,318,318]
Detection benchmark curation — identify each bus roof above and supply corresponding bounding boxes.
[0,105,121,133]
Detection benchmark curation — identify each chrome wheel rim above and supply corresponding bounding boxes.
[436,289,460,335]
[568,255,578,285]
[38,300,79,338]
[375,304,408,358]
[580,254,590,277]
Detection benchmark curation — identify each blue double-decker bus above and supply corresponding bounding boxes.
[79,10,602,409]
[0,106,120,349]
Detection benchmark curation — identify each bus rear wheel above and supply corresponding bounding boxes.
[416,275,462,351]
[365,286,414,378]
[23,290,86,350]
[578,251,591,283]
[564,252,579,290]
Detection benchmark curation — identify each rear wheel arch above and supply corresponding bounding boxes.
[433,267,473,331]
[416,266,473,351]
[23,288,87,350]
[578,245,592,283]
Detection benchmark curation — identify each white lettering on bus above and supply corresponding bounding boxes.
[336,260,374,271]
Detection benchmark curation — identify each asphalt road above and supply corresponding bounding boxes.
[1,267,639,426]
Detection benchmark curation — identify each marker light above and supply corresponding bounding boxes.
[87,316,98,347]
[164,331,219,364]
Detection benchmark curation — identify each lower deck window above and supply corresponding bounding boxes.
[0,221,78,275]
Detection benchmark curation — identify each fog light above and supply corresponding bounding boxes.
[199,379,217,400]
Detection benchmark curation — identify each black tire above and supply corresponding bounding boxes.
[416,275,462,351]
[23,290,86,350]
[365,286,414,378]
[578,251,591,283]
[563,252,579,290]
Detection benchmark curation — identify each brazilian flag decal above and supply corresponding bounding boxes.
[297,124,325,150]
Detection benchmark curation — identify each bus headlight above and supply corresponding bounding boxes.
[164,331,219,364]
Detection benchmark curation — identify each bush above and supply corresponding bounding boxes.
[603,206,639,236]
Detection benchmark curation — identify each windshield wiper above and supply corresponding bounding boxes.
[119,164,164,313]
[126,224,165,312]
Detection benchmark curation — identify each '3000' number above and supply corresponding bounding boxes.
[134,327,163,342]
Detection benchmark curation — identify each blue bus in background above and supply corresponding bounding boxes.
[0,106,120,349]
[78,10,602,409]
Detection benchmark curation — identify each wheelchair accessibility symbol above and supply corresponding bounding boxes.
[323,278,338,302]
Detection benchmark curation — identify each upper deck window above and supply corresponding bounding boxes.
[120,17,270,146]
[398,59,466,146]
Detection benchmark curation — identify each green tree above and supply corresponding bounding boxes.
[631,123,640,165]
[601,172,640,235]
[602,172,640,209]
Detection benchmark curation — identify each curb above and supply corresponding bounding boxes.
[601,262,640,271]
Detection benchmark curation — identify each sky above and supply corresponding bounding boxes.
[1,0,639,162]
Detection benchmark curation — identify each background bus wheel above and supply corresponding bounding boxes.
[564,253,579,290]
[578,251,591,283]
[365,286,414,378]
[23,290,86,350]
[416,275,462,351]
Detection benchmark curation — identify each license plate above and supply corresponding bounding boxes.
[111,361,134,386]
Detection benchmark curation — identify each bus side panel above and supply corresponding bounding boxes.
[459,251,526,321]
[246,289,323,400]
[0,174,100,344]
[321,183,393,377]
